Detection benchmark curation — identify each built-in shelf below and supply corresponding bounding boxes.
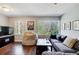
[0,34,14,48]
[0,26,14,48]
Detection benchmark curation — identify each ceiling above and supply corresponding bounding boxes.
[0,3,77,17]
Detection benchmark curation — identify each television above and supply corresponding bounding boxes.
[0,26,14,36]
[2,26,9,35]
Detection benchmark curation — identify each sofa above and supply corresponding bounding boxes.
[42,51,76,55]
[42,34,79,55]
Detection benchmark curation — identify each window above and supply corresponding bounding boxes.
[36,20,60,35]
[14,20,26,35]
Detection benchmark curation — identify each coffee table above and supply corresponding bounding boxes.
[36,39,52,55]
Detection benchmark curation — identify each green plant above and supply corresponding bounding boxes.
[36,21,59,35]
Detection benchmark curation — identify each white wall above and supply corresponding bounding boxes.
[61,4,79,39]
[0,15,8,26]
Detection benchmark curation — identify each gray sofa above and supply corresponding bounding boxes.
[51,39,76,53]
[42,51,76,55]
[47,35,79,54]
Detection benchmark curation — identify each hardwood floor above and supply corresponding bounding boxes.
[0,42,36,55]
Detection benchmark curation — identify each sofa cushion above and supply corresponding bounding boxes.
[73,40,79,50]
[42,51,76,55]
[63,37,77,48]
[53,43,76,53]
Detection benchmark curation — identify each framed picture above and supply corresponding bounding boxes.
[27,21,34,30]
[72,20,79,31]
[64,22,71,30]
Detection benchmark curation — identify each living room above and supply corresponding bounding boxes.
[0,3,79,55]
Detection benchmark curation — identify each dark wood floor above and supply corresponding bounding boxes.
[0,42,36,55]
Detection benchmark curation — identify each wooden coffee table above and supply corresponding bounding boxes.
[36,39,52,55]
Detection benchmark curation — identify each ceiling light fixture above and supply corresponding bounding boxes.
[0,5,13,12]
[2,6,10,12]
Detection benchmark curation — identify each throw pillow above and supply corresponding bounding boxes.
[73,40,79,50]
[56,35,67,42]
[60,35,67,42]
[63,37,77,48]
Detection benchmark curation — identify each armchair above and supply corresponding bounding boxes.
[22,32,36,45]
